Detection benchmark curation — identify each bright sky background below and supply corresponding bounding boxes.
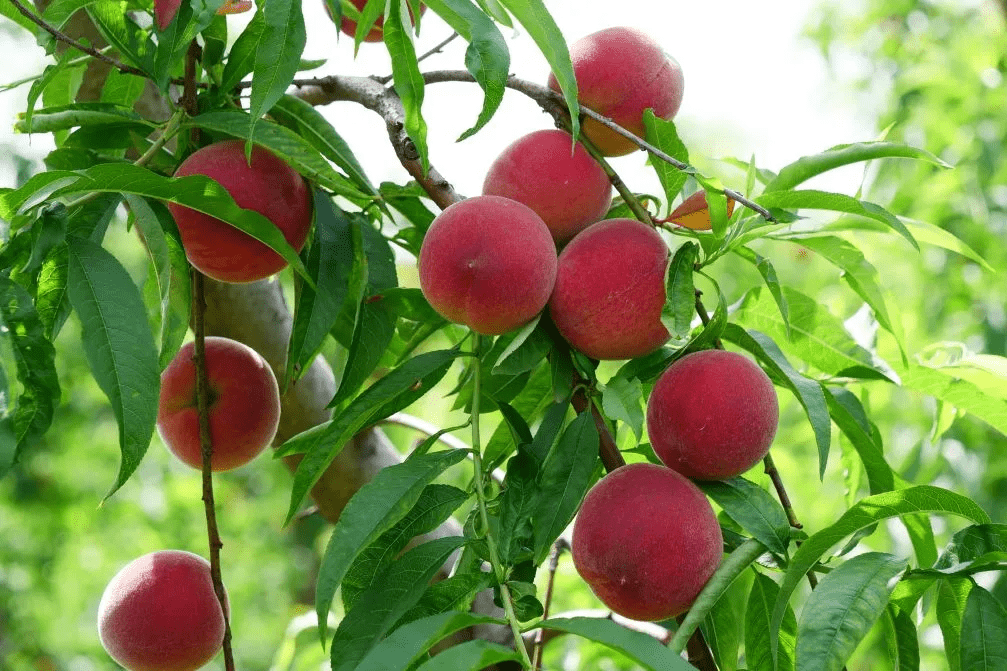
[0,0,880,201]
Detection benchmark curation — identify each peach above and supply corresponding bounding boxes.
[668,191,736,231]
[418,196,557,336]
[168,140,313,284]
[572,462,723,621]
[157,336,281,472]
[548,218,669,360]
[98,550,227,671]
[548,27,684,156]
[327,0,427,43]
[482,129,612,245]
[647,349,779,480]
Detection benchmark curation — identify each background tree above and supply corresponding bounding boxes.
[1,0,1005,670]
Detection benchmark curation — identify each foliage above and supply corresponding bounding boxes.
[1,0,1006,669]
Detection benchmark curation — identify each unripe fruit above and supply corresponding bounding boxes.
[647,349,779,480]
[98,550,227,671]
[418,195,558,336]
[482,129,612,245]
[548,218,669,360]
[548,27,684,156]
[327,0,427,43]
[158,337,281,472]
[572,462,723,621]
[168,140,313,284]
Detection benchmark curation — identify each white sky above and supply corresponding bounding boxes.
[0,0,879,198]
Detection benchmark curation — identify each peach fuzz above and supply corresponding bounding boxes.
[157,336,281,472]
[168,140,312,284]
[548,27,684,156]
[98,550,227,671]
[482,129,612,245]
[548,218,669,360]
[418,196,557,336]
[572,462,723,621]
[647,349,779,480]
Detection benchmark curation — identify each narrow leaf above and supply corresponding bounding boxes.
[248,0,306,133]
[413,639,521,670]
[537,617,695,671]
[698,478,791,556]
[354,611,505,671]
[662,241,697,343]
[643,111,690,204]
[959,584,1007,671]
[384,0,428,172]
[746,572,797,671]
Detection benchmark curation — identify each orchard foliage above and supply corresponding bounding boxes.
[0,0,1005,669]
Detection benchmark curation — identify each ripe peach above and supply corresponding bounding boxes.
[327,0,427,42]
[482,129,612,245]
[418,195,557,336]
[572,462,723,621]
[548,27,684,156]
[548,218,669,360]
[168,140,313,284]
[647,349,779,480]
[157,336,281,472]
[98,550,227,671]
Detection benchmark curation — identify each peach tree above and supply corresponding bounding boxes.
[0,0,1005,669]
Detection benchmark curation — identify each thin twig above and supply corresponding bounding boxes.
[675,612,719,671]
[6,0,146,76]
[191,271,236,671]
[374,31,460,85]
[532,538,569,670]
[570,384,625,473]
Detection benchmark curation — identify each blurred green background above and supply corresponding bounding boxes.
[2,1,1006,670]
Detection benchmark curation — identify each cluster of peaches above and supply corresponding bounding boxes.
[95,22,782,671]
[417,29,782,622]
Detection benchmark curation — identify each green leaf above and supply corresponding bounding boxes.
[769,486,991,666]
[0,0,41,30]
[491,317,549,376]
[495,448,540,565]
[315,450,469,641]
[36,244,70,340]
[22,51,75,136]
[383,0,428,172]
[152,0,225,90]
[897,363,1007,437]
[764,141,950,193]
[757,189,919,250]
[670,539,766,654]
[496,0,578,137]
[185,110,368,201]
[248,0,306,135]
[733,285,890,380]
[0,278,60,462]
[395,572,491,627]
[537,617,695,671]
[643,112,691,204]
[270,95,376,197]
[600,375,644,441]
[790,235,907,364]
[698,478,791,556]
[662,241,697,343]
[282,350,461,520]
[702,567,752,671]
[219,11,265,91]
[898,217,994,272]
[935,524,1007,571]
[734,246,790,337]
[15,102,156,135]
[883,605,920,671]
[938,576,972,671]
[286,194,355,389]
[124,196,190,369]
[329,536,467,671]
[721,325,832,477]
[40,0,97,29]
[342,484,469,610]
[413,639,522,670]
[746,572,797,671]
[959,585,1007,671]
[794,552,908,671]
[824,387,894,495]
[354,611,506,671]
[531,411,599,564]
[66,236,159,499]
[87,1,156,75]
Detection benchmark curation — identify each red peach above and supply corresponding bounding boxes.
[647,349,779,480]
[157,336,281,472]
[548,27,684,156]
[482,129,612,245]
[98,550,227,671]
[418,196,557,336]
[168,140,313,284]
[548,218,669,360]
[572,462,723,621]
[327,0,427,43]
